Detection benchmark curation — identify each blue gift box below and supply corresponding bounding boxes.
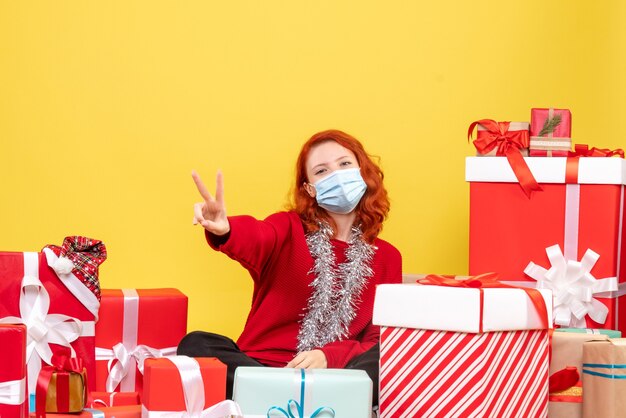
[233,367,372,418]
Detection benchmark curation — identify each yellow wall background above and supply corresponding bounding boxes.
[1,1,624,338]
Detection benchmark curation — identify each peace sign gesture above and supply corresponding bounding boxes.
[192,170,230,236]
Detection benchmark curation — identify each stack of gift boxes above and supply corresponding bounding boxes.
[3,107,626,418]
[373,108,626,418]
[0,240,238,418]
[0,240,372,418]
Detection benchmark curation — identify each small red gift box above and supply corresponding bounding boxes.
[142,357,232,417]
[94,289,187,396]
[0,324,28,418]
[0,239,105,397]
[467,155,626,332]
[529,108,572,156]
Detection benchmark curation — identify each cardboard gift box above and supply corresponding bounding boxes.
[94,288,187,396]
[548,330,621,418]
[0,239,105,397]
[469,120,530,157]
[466,156,625,332]
[582,338,626,418]
[468,119,540,198]
[373,280,553,418]
[89,392,140,408]
[29,405,141,418]
[233,367,372,418]
[0,324,28,418]
[529,108,572,156]
[142,356,236,417]
[35,355,88,417]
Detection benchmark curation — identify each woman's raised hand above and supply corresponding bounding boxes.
[192,170,230,236]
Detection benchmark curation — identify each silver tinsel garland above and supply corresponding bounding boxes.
[296,222,376,352]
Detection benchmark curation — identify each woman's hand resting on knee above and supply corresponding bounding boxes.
[285,349,327,369]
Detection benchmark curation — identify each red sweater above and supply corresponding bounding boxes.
[206,211,402,368]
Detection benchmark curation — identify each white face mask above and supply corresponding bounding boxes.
[312,168,367,214]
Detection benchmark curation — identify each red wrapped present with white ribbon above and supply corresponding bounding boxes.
[0,238,106,399]
[142,356,236,417]
[0,324,28,418]
[94,289,187,397]
[467,151,626,332]
[373,275,553,418]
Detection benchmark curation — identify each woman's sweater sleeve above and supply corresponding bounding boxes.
[205,212,292,282]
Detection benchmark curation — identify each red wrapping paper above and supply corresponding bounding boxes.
[0,324,28,418]
[94,289,187,396]
[467,157,626,332]
[0,252,97,391]
[142,357,226,413]
[89,392,140,407]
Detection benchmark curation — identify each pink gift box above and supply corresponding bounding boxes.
[529,108,572,156]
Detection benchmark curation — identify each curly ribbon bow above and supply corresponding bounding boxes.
[267,369,336,418]
[524,245,618,328]
[141,356,242,417]
[35,352,87,418]
[95,289,177,392]
[418,272,549,333]
[0,253,90,395]
[568,144,625,159]
[468,119,542,197]
[564,144,624,184]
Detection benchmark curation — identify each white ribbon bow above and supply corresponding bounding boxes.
[96,344,177,392]
[0,252,85,393]
[0,378,26,405]
[141,356,242,418]
[524,245,618,327]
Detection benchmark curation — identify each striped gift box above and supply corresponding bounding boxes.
[373,283,553,418]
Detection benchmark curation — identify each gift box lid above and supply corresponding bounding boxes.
[233,367,372,418]
[373,283,553,333]
[465,156,626,185]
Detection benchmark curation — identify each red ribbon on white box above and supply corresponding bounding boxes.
[0,377,26,405]
[0,252,95,394]
[141,356,242,418]
[95,289,177,392]
[524,176,621,327]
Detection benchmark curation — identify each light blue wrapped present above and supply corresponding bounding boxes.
[233,367,372,418]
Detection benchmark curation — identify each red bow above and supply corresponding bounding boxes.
[468,119,542,198]
[418,272,549,332]
[36,352,88,418]
[549,366,580,394]
[565,144,625,184]
[568,144,625,158]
